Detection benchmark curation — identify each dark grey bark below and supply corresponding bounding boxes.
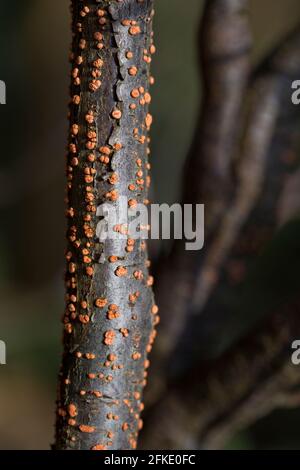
[55,0,157,450]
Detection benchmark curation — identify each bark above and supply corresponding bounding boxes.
[55,0,157,451]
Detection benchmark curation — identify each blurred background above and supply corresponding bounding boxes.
[1,0,300,449]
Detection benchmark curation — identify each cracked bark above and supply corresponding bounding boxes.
[55,0,157,451]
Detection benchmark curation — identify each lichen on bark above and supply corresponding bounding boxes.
[55,0,157,450]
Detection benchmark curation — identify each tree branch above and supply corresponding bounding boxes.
[184,0,252,230]
[183,24,300,358]
[147,0,252,399]
[150,22,300,389]
[190,25,300,315]
[146,18,300,435]
[55,0,157,451]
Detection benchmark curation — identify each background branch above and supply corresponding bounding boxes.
[145,12,300,443]
[147,0,252,399]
